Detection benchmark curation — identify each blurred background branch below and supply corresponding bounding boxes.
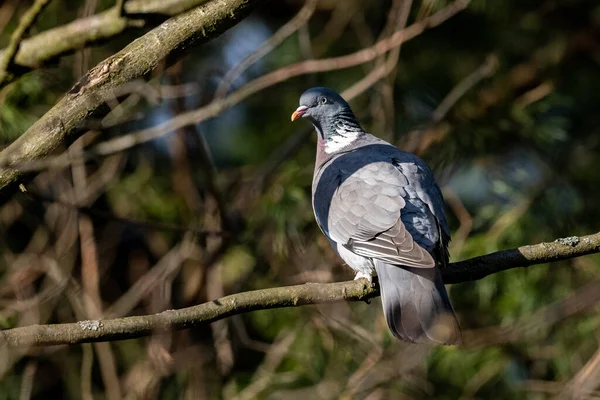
[0,0,51,86]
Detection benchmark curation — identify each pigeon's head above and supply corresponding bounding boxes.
[291,88,362,152]
[291,87,351,126]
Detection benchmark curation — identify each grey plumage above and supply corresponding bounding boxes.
[293,87,460,344]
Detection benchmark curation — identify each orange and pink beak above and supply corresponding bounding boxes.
[291,105,309,121]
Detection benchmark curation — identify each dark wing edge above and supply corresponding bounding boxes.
[347,219,436,268]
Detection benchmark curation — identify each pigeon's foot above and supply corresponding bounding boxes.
[354,271,372,283]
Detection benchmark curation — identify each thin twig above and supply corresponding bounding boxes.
[214,0,319,99]
[402,53,498,153]
[116,0,126,16]
[463,277,600,347]
[18,361,37,400]
[341,0,412,100]
[432,53,498,123]
[0,1,19,35]
[81,343,94,400]
[104,239,196,319]
[312,0,361,57]
[341,54,396,101]
[555,346,600,400]
[231,330,298,400]
[22,189,226,238]
[0,0,52,85]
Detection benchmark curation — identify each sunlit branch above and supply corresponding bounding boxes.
[0,0,210,88]
[1,230,598,347]
[0,0,264,203]
[0,0,469,180]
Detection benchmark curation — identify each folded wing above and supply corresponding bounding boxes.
[323,160,435,268]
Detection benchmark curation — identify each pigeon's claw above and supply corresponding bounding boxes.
[354,271,373,283]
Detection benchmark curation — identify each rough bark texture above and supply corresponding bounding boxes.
[0,231,598,347]
[443,232,600,283]
[0,0,263,203]
[0,281,376,347]
[0,0,210,85]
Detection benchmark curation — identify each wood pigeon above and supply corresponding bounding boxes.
[291,87,461,344]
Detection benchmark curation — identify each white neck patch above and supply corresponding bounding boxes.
[325,127,361,154]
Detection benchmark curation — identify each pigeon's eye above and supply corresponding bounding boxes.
[320,97,327,104]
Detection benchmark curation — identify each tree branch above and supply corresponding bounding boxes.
[0,0,469,178]
[443,232,600,284]
[0,0,264,203]
[0,0,210,88]
[0,231,598,347]
[0,0,52,85]
[0,280,376,347]
[213,0,319,99]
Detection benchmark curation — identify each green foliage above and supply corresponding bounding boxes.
[0,74,51,142]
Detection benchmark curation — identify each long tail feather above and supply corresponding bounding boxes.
[374,261,461,344]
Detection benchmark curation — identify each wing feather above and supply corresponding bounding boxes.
[321,159,435,268]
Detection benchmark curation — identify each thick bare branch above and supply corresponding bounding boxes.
[0,0,264,203]
[0,231,598,347]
